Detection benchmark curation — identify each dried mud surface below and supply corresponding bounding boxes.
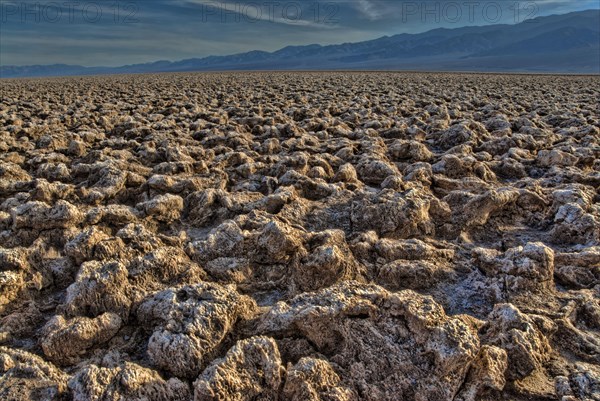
[1,72,599,401]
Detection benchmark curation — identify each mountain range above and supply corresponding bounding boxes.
[1,9,599,78]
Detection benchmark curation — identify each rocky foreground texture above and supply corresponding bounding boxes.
[0,72,599,400]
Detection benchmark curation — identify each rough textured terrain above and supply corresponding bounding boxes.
[0,72,599,400]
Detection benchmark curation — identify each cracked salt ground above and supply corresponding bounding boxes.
[0,72,599,401]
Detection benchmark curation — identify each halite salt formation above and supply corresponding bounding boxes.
[0,72,599,401]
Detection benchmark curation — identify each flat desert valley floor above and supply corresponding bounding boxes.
[0,72,599,400]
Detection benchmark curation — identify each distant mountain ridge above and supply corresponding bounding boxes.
[2,9,598,78]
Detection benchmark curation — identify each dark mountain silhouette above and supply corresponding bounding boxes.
[2,9,598,78]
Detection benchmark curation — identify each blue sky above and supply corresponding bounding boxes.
[0,0,598,66]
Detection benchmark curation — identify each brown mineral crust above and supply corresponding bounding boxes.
[193,336,285,401]
[135,283,257,378]
[69,362,191,401]
[40,312,123,365]
[258,281,483,401]
[0,72,598,401]
[0,346,68,401]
